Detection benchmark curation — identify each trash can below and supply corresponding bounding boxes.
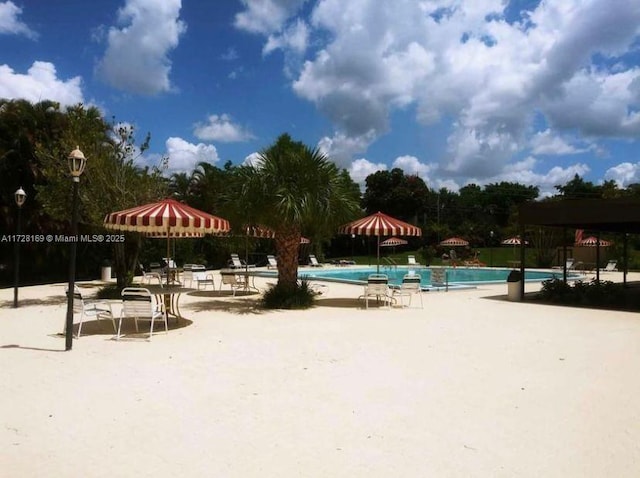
[101,265,112,281]
[507,270,522,301]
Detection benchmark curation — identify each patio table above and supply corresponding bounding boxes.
[143,284,195,322]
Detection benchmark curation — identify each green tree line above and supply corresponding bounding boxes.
[2,99,640,289]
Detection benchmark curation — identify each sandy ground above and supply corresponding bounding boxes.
[2,267,640,477]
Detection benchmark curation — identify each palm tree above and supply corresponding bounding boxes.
[236,134,360,293]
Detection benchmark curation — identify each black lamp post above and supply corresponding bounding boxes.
[351,233,355,260]
[489,230,494,267]
[13,187,26,308]
[64,146,87,351]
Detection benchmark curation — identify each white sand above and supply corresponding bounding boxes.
[2,269,640,477]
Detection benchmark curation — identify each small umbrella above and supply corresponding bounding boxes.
[339,211,421,273]
[501,236,528,258]
[577,236,611,247]
[104,198,230,284]
[439,237,469,247]
[500,237,528,246]
[380,237,408,247]
[380,236,408,255]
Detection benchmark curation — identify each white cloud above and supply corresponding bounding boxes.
[530,129,587,155]
[348,157,386,186]
[604,162,640,187]
[317,130,376,167]
[0,1,37,39]
[95,0,186,95]
[193,114,254,142]
[487,158,590,197]
[243,151,262,167]
[0,61,83,105]
[165,137,219,172]
[392,155,436,179]
[234,0,307,34]
[263,18,309,55]
[244,0,640,185]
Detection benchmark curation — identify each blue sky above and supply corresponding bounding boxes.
[1,0,639,196]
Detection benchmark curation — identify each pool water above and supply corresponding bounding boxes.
[295,266,574,288]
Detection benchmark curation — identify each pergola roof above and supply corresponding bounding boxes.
[518,198,640,233]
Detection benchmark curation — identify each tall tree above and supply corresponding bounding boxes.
[35,105,165,287]
[236,134,360,296]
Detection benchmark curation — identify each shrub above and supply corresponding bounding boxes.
[261,279,317,309]
[95,283,123,300]
[538,278,636,310]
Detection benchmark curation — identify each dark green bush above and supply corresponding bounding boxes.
[95,284,123,300]
[261,280,317,309]
[539,278,637,310]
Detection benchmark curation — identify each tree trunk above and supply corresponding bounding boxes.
[113,233,141,288]
[275,227,300,290]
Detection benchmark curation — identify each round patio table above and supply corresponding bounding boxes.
[143,285,195,322]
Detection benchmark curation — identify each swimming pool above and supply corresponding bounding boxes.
[289,266,577,289]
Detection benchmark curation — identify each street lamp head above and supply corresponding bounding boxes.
[490,230,494,238]
[68,146,87,181]
[14,187,26,207]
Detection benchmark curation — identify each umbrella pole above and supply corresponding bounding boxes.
[166,226,171,286]
[377,234,380,274]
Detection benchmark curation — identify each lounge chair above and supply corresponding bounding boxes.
[117,287,167,340]
[308,254,323,267]
[392,273,423,308]
[267,254,278,269]
[229,253,255,269]
[360,274,393,309]
[602,260,618,272]
[407,255,421,266]
[66,285,116,338]
[552,258,575,271]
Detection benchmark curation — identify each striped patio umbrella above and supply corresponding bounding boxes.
[339,211,422,272]
[439,237,469,247]
[380,237,409,247]
[577,236,611,247]
[500,237,528,246]
[104,198,230,283]
[501,236,528,258]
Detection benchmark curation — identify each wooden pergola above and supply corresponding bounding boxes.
[516,198,640,300]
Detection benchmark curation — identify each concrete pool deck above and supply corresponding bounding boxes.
[2,267,640,477]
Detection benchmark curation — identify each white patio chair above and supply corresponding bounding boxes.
[360,274,393,309]
[117,287,167,340]
[66,285,116,338]
[193,268,215,290]
[139,263,162,285]
[308,254,323,267]
[392,274,424,308]
[602,260,618,272]
[267,255,278,269]
[219,272,247,296]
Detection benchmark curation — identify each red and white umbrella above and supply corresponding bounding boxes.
[380,237,408,247]
[577,236,611,247]
[104,198,230,282]
[104,198,229,235]
[439,237,469,247]
[339,211,421,272]
[501,237,528,246]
